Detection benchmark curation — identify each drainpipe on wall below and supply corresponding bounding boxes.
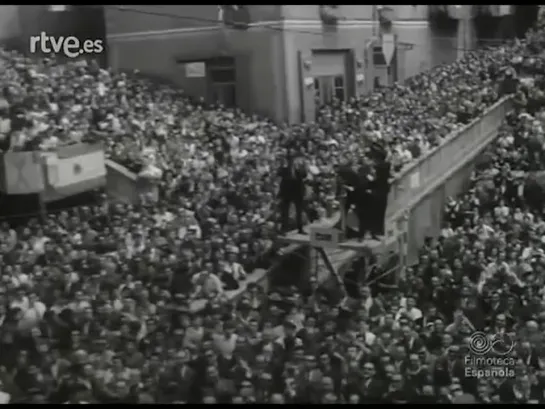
[279,10,290,123]
[372,5,380,38]
[456,5,475,61]
[218,6,229,56]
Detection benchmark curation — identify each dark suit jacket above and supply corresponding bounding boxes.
[433,357,466,387]
[160,364,196,402]
[499,381,542,403]
[520,348,541,371]
[397,336,424,355]
[359,378,384,403]
[278,162,307,199]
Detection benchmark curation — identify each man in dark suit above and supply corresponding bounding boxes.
[278,152,307,234]
[359,362,384,403]
[338,161,374,240]
[355,163,376,240]
[159,350,197,402]
[337,163,359,215]
[369,154,392,238]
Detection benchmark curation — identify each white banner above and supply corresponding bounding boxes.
[54,151,105,188]
[45,144,106,188]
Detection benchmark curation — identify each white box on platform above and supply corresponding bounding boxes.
[310,227,342,248]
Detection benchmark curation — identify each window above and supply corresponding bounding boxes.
[209,68,236,84]
[211,83,236,108]
[208,57,234,68]
[314,76,332,105]
[373,46,387,66]
[333,75,345,101]
[314,75,346,105]
[314,78,321,101]
[208,58,236,107]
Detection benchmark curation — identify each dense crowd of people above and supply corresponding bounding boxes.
[1,19,545,403]
[0,34,520,232]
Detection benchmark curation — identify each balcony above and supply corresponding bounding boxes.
[378,6,395,30]
[319,5,341,25]
[222,5,250,30]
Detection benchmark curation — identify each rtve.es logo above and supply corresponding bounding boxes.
[29,32,104,59]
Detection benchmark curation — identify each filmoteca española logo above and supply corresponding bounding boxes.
[464,331,516,381]
[468,331,516,356]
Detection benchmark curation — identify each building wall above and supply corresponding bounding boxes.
[105,5,460,123]
[108,26,286,122]
[18,5,81,39]
[104,5,283,35]
[281,19,439,123]
[105,5,219,34]
[0,6,21,42]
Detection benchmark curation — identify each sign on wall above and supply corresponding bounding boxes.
[185,62,206,78]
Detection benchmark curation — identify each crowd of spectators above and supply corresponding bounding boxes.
[1,22,545,403]
[0,34,526,291]
[0,34,523,224]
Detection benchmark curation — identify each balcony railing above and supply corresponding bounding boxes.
[385,96,513,220]
[319,5,340,25]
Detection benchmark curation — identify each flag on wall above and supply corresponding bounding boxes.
[43,143,106,202]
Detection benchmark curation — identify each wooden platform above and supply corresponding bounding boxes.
[276,212,342,256]
[278,231,383,253]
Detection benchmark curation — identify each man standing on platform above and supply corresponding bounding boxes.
[278,149,307,234]
[355,160,375,241]
[337,159,375,241]
[369,149,392,238]
[337,161,359,216]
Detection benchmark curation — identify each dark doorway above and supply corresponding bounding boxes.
[513,5,539,38]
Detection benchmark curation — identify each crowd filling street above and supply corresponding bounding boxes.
[0,19,545,403]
